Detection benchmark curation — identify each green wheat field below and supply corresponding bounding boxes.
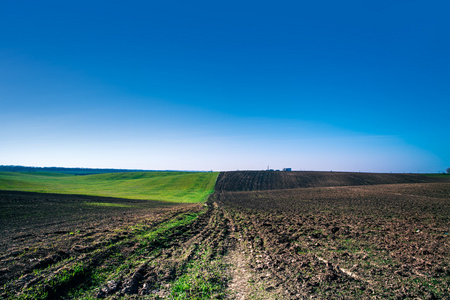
[0,171,218,203]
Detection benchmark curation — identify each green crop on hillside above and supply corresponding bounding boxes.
[0,171,218,203]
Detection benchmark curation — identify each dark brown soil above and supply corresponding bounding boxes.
[0,191,232,299]
[215,171,444,191]
[213,181,450,298]
[0,191,188,292]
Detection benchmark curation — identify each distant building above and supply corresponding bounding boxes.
[283,168,292,171]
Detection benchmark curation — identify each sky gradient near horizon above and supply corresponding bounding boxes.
[1,1,449,173]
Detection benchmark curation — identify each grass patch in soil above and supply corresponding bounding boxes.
[83,202,133,208]
[170,247,228,300]
[8,210,204,299]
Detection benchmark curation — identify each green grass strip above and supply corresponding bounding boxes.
[0,171,219,203]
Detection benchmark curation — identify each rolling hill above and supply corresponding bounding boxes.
[0,171,218,203]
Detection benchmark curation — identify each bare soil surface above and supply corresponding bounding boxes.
[1,173,450,299]
[215,171,443,191]
[214,181,450,299]
[0,191,204,298]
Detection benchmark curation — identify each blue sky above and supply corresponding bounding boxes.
[1,1,449,172]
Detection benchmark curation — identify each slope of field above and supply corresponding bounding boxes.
[0,171,218,203]
[2,171,449,299]
[215,170,444,191]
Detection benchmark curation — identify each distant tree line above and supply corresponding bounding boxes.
[0,165,158,175]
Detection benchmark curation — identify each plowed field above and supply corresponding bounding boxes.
[213,181,450,298]
[215,171,441,191]
[1,172,450,299]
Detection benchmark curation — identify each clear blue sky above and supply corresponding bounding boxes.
[1,1,449,172]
